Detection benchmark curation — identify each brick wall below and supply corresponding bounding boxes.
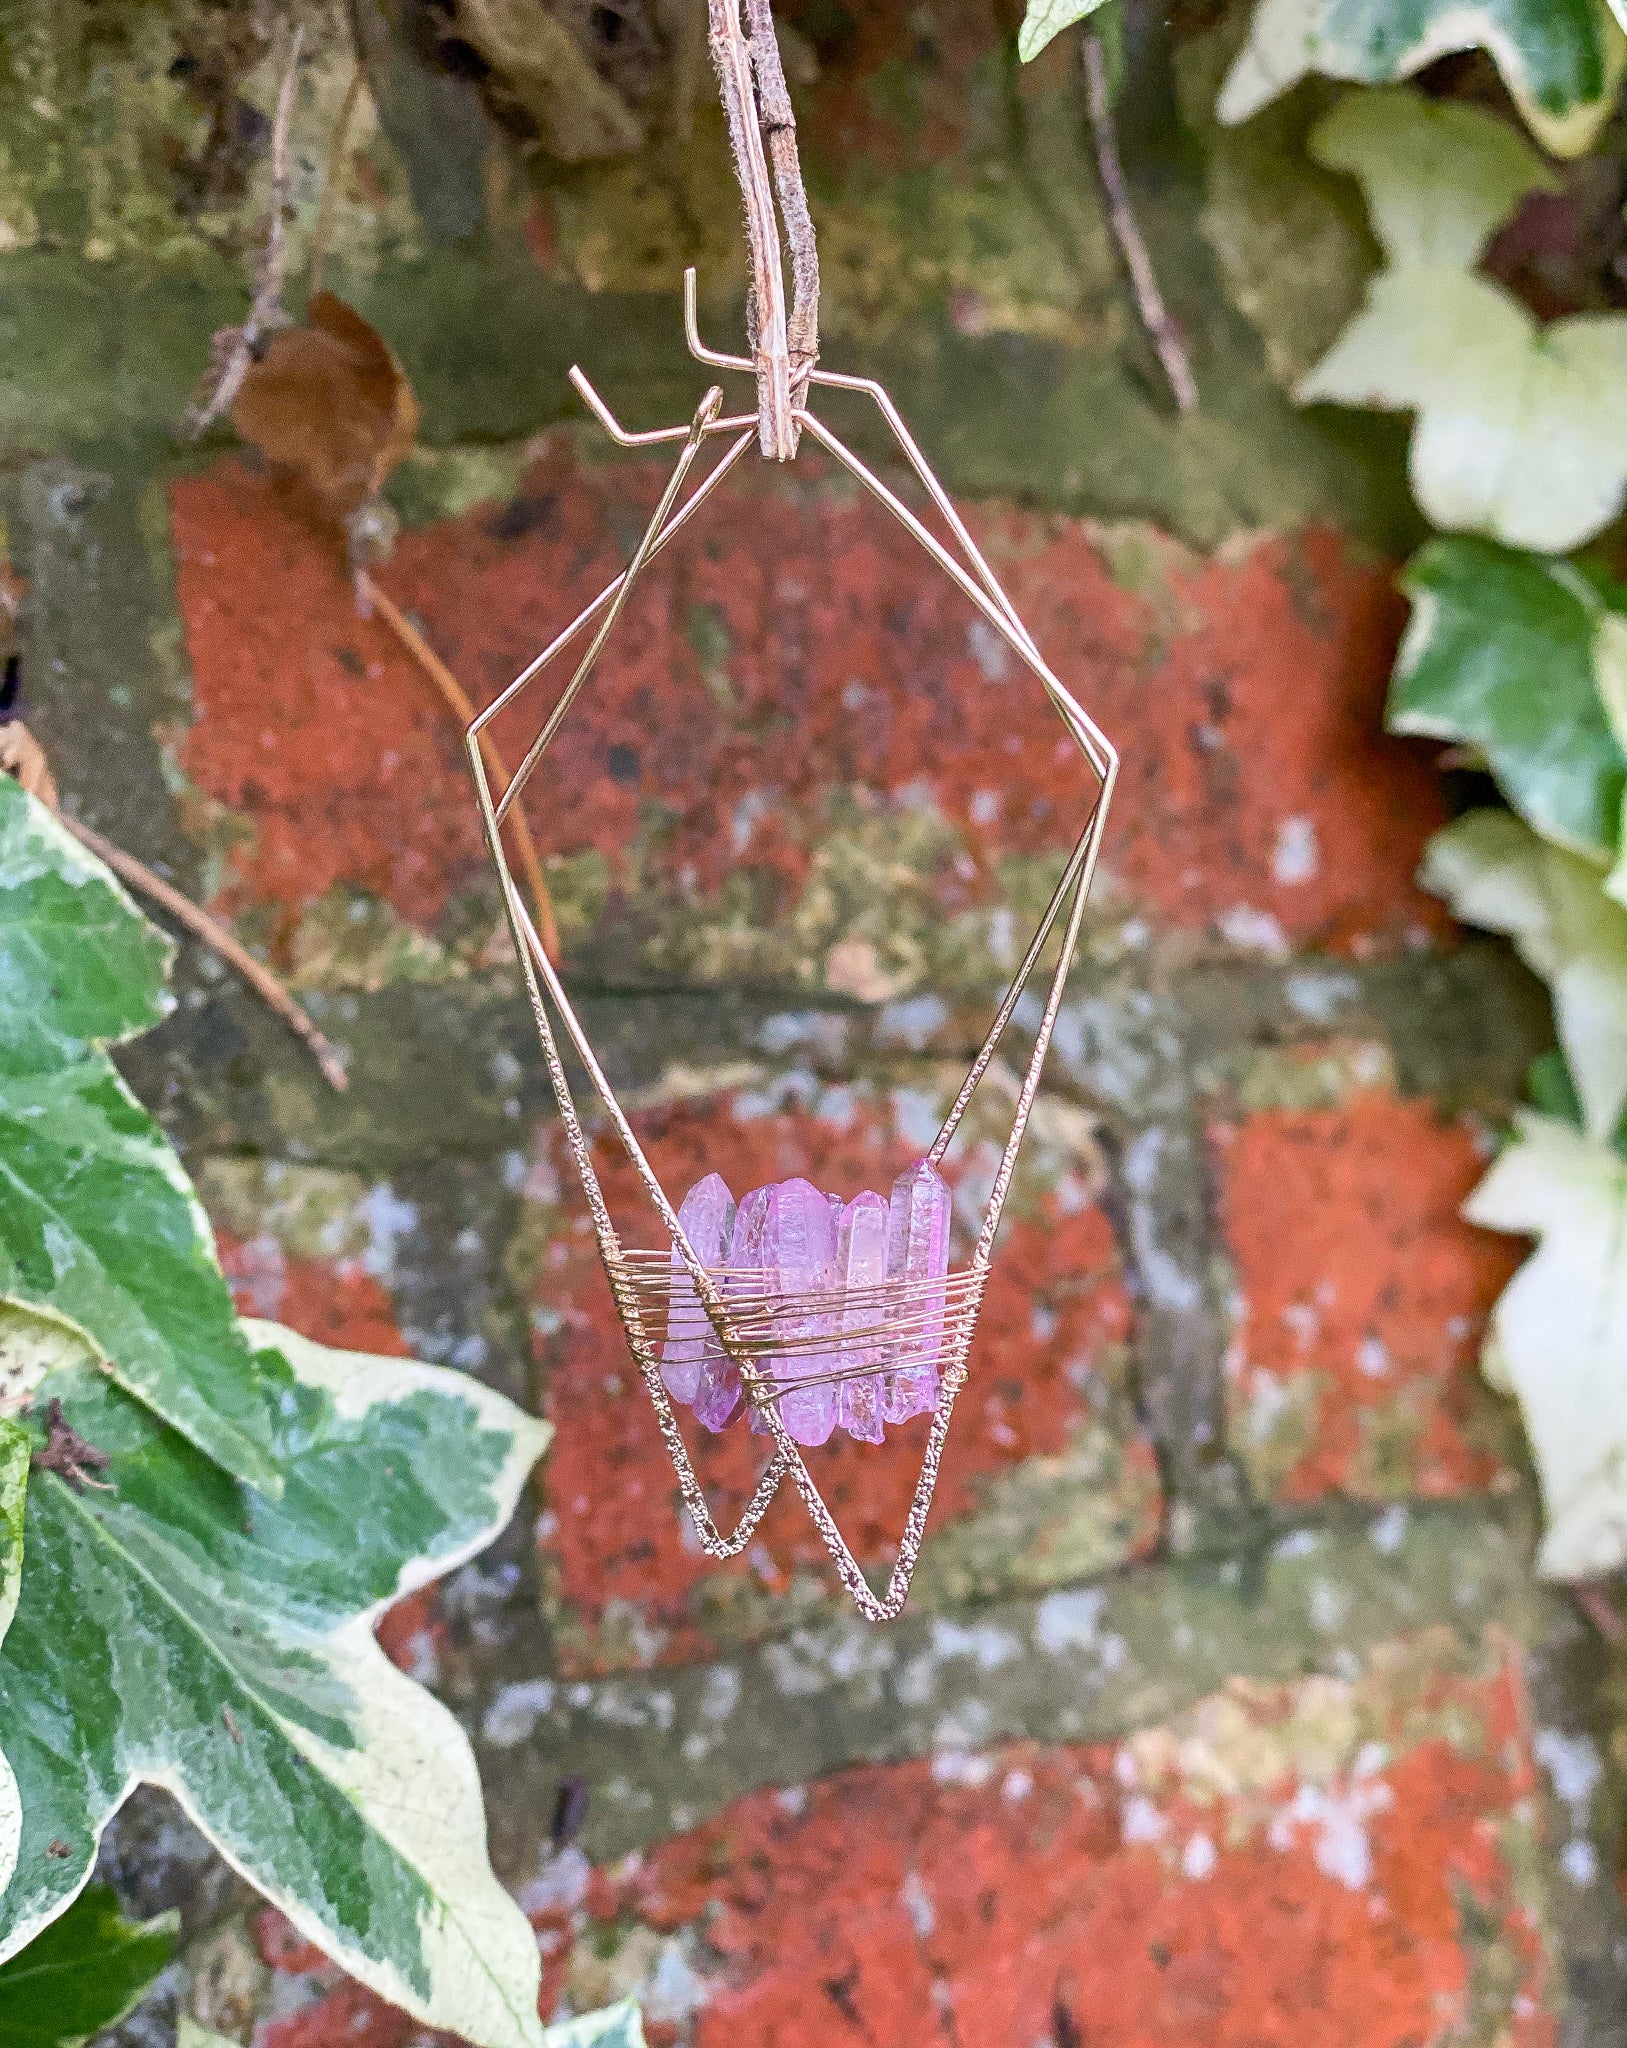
[14,3,1625,2043]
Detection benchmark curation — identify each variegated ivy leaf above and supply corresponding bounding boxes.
[1219,0,1626,158]
[1590,613,1627,908]
[545,2003,647,2047]
[1392,539,1627,859]
[0,774,171,1078]
[0,1319,551,2048]
[1465,1114,1627,1579]
[0,1417,23,1650]
[0,1883,177,2048]
[0,1056,282,1497]
[1017,0,1114,60]
[1421,811,1627,1141]
[1296,86,1627,552]
[1309,88,1555,271]
[0,1417,23,1899]
[1301,264,1627,555]
[0,777,279,1493]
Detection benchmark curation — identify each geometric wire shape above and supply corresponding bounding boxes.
[466,271,1118,1621]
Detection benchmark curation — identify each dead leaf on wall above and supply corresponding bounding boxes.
[230,292,419,526]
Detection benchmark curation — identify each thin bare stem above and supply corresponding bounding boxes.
[356,571,562,960]
[62,815,348,1092]
[708,0,796,457]
[742,0,818,391]
[307,60,364,302]
[1080,31,1197,417]
[186,24,306,437]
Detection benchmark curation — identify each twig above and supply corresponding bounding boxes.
[742,0,818,393]
[355,571,562,960]
[1079,31,1197,417]
[708,0,797,458]
[62,813,349,1093]
[185,25,306,437]
[307,60,364,303]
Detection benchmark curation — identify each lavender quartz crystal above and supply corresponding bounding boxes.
[883,1160,951,1423]
[661,1172,735,1411]
[758,1178,839,1446]
[835,1191,889,1443]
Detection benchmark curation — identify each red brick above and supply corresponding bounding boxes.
[218,1229,413,1359]
[589,1653,1549,2047]
[169,454,1442,967]
[1211,1091,1520,1503]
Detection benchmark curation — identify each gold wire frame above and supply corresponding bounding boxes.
[466,270,1118,1622]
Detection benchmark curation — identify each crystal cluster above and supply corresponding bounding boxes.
[660,1162,952,1446]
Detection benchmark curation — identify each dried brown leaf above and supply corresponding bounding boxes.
[230,292,419,523]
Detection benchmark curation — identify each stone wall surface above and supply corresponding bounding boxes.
[8,3,1627,2045]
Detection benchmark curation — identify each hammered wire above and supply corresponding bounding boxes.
[465,278,1118,1621]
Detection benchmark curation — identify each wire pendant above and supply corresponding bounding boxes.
[466,272,1117,1621]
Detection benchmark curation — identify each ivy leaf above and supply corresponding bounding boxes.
[0,1319,552,2048]
[1017,0,1114,60]
[0,1058,282,1497]
[1465,1114,1627,1578]
[0,1884,177,2048]
[545,2004,647,2048]
[1392,538,1627,859]
[1309,87,1555,270]
[1421,811,1627,1141]
[0,776,171,1077]
[1589,612,1627,907]
[1295,85,1627,552]
[1218,0,1626,157]
[0,1417,23,1651]
[1300,266,1627,555]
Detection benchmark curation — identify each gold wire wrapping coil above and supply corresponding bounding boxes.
[608,1251,986,1406]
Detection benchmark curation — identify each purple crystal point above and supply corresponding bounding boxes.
[762,1177,838,1447]
[662,1173,735,1407]
[835,1191,889,1443]
[884,1160,951,1423]
[692,1184,766,1433]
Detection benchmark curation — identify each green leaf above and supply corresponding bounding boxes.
[0,1320,551,2048]
[0,1417,24,1651]
[1392,538,1627,859]
[1300,266,1627,555]
[0,1884,177,2048]
[545,2004,647,2048]
[0,1415,23,1900]
[1590,612,1627,907]
[1421,811,1627,1142]
[0,777,171,1078]
[1017,0,1114,60]
[1219,0,1627,157]
[1465,1114,1627,1578]
[1310,87,1555,270]
[0,1056,282,1495]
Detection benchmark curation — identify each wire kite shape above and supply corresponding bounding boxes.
[466,271,1118,1621]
